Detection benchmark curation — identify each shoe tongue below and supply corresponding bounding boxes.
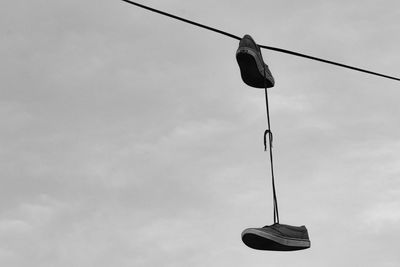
[263,223,278,228]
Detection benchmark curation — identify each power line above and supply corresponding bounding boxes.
[259,45,400,81]
[121,0,241,41]
[121,0,400,82]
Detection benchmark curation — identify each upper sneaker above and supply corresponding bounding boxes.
[241,223,310,251]
[236,34,275,88]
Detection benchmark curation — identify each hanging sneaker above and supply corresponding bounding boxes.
[241,223,310,251]
[236,34,275,88]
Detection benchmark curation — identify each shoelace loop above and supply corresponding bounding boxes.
[263,129,273,151]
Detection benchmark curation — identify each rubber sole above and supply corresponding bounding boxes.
[241,228,310,251]
[236,48,265,88]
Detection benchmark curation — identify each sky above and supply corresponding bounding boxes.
[1,0,400,266]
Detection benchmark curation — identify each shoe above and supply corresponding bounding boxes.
[236,34,275,88]
[241,223,310,251]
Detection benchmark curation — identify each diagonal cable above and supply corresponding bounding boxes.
[121,0,400,82]
[121,0,241,40]
[258,45,400,81]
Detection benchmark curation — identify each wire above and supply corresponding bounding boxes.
[121,0,400,82]
[258,45,400,81]
[120,0,241,41]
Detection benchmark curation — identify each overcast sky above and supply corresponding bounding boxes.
[1,0,400,266]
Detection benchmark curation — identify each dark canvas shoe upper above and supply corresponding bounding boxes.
[265,223,309,240]
[241,223,310,251]
[236,35,275,88]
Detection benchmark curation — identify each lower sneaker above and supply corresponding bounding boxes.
[236,34,275,88]
[241,223,310,251]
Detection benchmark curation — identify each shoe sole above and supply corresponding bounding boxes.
[236,48,266,88]
[241,228,311,251]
